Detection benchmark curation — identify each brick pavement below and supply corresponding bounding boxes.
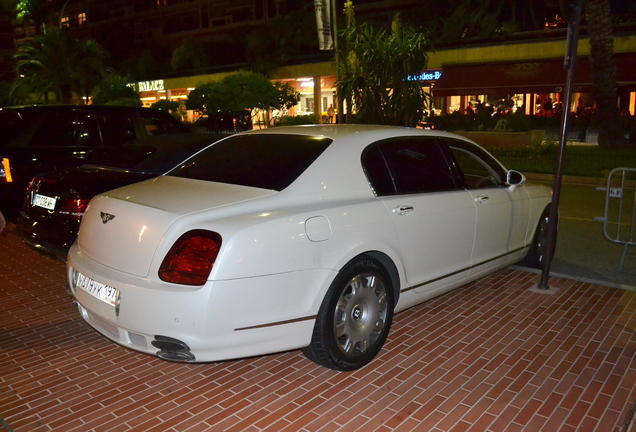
[1,225,636,432]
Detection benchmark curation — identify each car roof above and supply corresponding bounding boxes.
[241,124,473,143]
[239,124,483,200]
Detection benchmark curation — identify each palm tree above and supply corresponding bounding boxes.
[14,27,108,104]
[338,13,432,126]
[14,0,55,33]
[73,39,110,103]
[584,0,629,147]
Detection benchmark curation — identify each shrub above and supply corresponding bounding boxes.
[151,99,180,114]
[92,75,140,106]
[273,114,318,126]
[506,112,531,131]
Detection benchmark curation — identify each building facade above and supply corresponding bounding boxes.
[127,33,636,122]
[9,0,636,121]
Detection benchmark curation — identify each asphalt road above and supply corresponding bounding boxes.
[527,177,636,288]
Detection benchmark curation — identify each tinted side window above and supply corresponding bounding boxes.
[139,110,184,136]
[378,138,456,194]
[443,140,505,189]
[30,110,100,147]
[99,111,136,146]
[361,145,395,195]
[169,134,332,191]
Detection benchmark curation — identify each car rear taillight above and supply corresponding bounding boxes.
[1,158,12,182]
[159,230,222,286]
[58,198,90,216]
[26,177,37,191]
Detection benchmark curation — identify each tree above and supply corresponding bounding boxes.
[186,71,300,128]
[338,13,432,126]
[272,81,301,112]
[92,75,141,106]
[584,0,630,147]
[14,27,109,104]
[151,99,180,117]
[185,81,225,113]
[74,39,110,103]
[14,0,54,33]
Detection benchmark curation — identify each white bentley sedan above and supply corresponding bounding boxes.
[67,125,551,370]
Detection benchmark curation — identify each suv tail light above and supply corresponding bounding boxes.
[159,230,222,286]
[1,158,12,182]
[58,198,90,216]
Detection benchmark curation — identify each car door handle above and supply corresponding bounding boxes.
[474,195,489,204]
[393,205,414,215]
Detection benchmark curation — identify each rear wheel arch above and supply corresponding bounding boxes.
[361,251,401,306]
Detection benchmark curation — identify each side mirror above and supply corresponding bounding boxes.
[506,170,525,189]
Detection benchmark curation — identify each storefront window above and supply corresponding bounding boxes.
[534,93,561,117]
[448,96,461,113]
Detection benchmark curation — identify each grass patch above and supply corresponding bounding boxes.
[489,145,636,178]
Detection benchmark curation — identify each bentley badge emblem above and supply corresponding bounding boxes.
[100,212,116,224]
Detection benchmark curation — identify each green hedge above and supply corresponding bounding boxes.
[491,145,636,177]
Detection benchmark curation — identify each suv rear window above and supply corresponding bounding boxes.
[30,110,100,147]
[0,109,40,146]
[168,134,332,191]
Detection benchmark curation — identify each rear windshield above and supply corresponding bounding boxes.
[0,109,40,146]
[133,134,229,173]
[168,134,332,191]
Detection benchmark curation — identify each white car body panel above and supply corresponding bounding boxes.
[67,124,552,363]
[78,178,276,277]
[377,190,476,286]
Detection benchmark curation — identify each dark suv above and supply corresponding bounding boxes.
[0,105,189,219]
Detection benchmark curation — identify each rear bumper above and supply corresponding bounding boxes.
[67,243,335,362]
[17,210,79,252]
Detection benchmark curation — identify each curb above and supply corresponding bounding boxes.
[524,172,606,186]
[511,265,636,292]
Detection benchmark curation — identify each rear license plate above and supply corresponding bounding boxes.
[74,271,120,307]
[32,193,57,210]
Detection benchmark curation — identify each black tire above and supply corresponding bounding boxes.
[523,206,556,269]
[303,257,394,371]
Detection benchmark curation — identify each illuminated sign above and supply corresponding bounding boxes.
[407,70,442,82]
[137,80,165,92]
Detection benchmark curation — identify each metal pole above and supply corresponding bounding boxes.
[331,0,343,124]
[538,0,585,289]
[59,0,71,28]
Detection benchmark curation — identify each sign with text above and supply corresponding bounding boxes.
[407,70,442,82]
[137,80,165,92]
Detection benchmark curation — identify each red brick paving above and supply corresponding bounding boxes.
[1,226,635,431]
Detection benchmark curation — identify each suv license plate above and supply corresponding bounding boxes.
[32,193,56,210]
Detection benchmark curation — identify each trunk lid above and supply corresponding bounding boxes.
[77,176,275,277]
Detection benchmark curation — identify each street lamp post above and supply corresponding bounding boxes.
[59,0,71,28]
[331,0,343,124]
[535,0,585,292]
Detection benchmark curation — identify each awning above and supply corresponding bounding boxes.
[432,54,636,96]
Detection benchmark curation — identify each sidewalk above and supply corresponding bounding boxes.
[525,173,636,290]
[1,227,635,432]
